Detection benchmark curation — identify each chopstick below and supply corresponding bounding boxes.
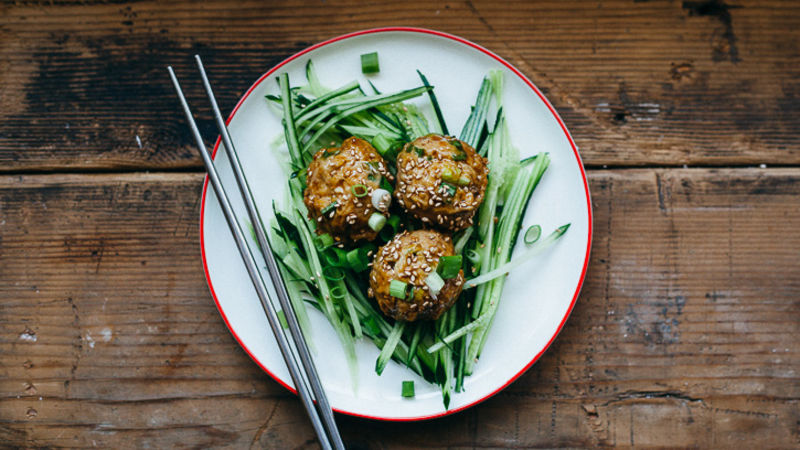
[167,59,344,450]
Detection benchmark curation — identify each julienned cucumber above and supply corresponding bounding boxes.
[261,59,568,408]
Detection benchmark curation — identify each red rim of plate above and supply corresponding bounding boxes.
[199,26,593,422]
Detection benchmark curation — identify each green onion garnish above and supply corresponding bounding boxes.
[524,225,542,244]
[389,279,407,299]
[401,380,415,398]
[360,52,380,74]
[452,151,467,161]
[346,248,369,272]
[450,139,464,151]
[441,167,460,183]
[351,184,368,197]
[368,212,386,232]
[440,181,457,198]
[314,233,334,250]
[413,146,425,157]
[329,285,346,300]
[437,255,462,279]
[323,247,347,267]
[321,201,338,215]
[322,149,340,158]
[322,266,345,281]
[424,271,445,297]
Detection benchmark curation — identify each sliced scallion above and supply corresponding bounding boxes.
[424,271,445,297]
[371,188,391,212]
[389,279,407,299]
[441,167,460,183]
[524,224,542,244]
[401,380,415,398]
[437,255,462,279]
[351,184,368,197]
[346,248,369,272]
[440,181,457,198]
[360,52,380,74]
[368,212,387,232]
[322,266,345,282]
[321,201,338,215]
[314,233,334,250]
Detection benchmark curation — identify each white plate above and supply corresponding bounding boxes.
[200,27,592,421]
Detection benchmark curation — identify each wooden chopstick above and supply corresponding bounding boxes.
[167,62,344,450]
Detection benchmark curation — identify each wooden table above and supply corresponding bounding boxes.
[2,1,798,448]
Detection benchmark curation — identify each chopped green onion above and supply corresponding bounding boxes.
[424,271,445,297]
[314,233,334,250]
[441,167,460,183]
[440,181,457,198]
[412,146,425,157]
[401,380,415,398]
[371,188,391,212]
[524,225,542,244]
[324,247,347,267]
[322,266,345,281]
[452,151,467,161]
[330,285,346,300]
[360,52,380,74]
[321,201,338,215]
[346,247,369,272]
[368,212,387,232]
[389,279,408,299]
[437,255,462,279]
[351,184,368,197]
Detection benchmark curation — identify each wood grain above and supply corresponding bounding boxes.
[1,0,799,172]
[0,169,797,448]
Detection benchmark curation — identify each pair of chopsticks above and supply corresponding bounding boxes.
[168,56,344,450]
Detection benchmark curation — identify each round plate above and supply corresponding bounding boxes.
[200,27,592,421]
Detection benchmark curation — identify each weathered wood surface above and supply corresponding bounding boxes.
[1,170,797,448]
[1,0,799,172]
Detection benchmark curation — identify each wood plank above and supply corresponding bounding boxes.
[1,0,799,171]
[0,168,797,447]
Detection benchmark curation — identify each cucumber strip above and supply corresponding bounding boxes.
[375,321,406,375]
[301,86,430,155]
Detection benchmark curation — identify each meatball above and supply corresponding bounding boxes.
[394,134,488,232]
[304,137,393,243]
[369,230,465,322]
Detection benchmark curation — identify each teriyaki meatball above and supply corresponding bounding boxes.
[304,137,393,244]
[394,134,489,232]
[369,229,465,322]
